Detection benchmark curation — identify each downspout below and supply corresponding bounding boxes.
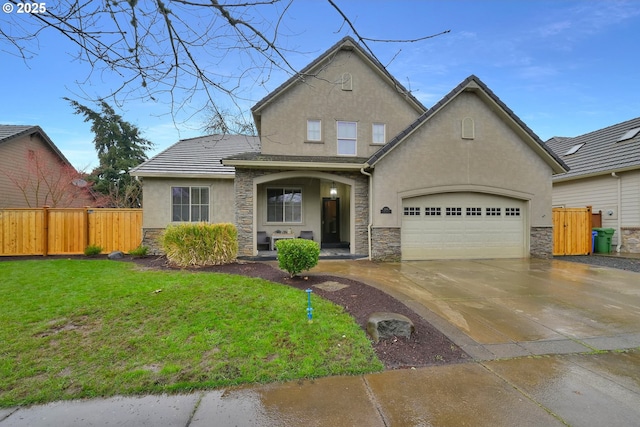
[360,165,373,260]
[611,172,622,252]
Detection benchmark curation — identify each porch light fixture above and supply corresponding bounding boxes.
[330,182,338,199]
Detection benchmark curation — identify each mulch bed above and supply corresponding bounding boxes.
[130,256,471,369]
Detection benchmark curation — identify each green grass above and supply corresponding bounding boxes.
[0,260,382,407]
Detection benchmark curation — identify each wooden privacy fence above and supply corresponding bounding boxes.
[553,206,592,256]
[0,207,142,256]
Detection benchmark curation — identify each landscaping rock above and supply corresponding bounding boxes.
[366,312,415,343]
[108,251,125,260]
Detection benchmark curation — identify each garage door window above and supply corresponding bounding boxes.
[486,207,501,216]
[466,207,482,216]
[505,207,521,216]
[425,207,441,216]
[404,207,421,216]
[446,207,462,216]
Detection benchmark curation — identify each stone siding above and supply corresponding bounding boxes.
[371,227,401,261]
[530,226,553,259]
[621,227,640,253]
[141,228,165,255]
[234,168,369,257]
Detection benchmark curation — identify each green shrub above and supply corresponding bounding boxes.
[84,245,103,257]
[161,223,238,267]
[128,245,149,257]
[276,238,320,277]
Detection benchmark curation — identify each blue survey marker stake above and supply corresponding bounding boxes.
[306,289,313,321]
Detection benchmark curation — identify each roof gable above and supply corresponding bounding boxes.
[545,116,640,181]
[130,134,260,178]
[0,125,72,166]
[367,75,569,174]
[251,36,426,134]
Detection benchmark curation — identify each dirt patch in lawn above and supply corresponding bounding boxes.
[131,256,470,369]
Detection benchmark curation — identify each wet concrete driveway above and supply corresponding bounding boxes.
[2,259,639,426]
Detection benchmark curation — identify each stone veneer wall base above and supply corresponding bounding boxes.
[530,226,553,259]
[621,227,640,253]
[371,227,401,261]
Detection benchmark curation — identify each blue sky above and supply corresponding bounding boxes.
[1,0,639,170]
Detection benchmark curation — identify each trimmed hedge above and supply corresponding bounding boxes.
[162,223,238,267]
[276,238,320,277]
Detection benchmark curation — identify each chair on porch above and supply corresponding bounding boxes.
[257,231,270,250]
[299,230,314,241]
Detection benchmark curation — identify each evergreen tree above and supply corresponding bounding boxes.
[67,99,153,208]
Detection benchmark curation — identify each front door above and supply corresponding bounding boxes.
[322,198,340,245]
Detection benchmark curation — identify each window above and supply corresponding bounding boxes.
[404,207,421,216]
[446,207,462,216]
[337,121,357,155]
[425,207,441,216]
[372,123,386,144]
[307,119,321,141]
[267,188,302,223]
[466,207,482,216]
[564,143,585,155]
[617,127,640,142]
[505,207,521,217]
[486,207,501,216]
[172,187,209,222]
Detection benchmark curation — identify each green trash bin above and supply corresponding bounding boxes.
[593,228,615,253]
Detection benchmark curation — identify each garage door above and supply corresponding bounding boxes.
[401,192,526,260]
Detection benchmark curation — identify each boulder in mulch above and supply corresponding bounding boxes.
[367,312,415,343]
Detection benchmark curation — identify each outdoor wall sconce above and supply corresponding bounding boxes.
[330,182,337,199]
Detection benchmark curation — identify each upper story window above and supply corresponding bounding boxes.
[267,188,302,223]
[372,123,386,144]
[337,121,357,156]
[172,186,209,222]
[307,119,322,141]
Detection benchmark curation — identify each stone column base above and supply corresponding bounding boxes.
[371,227,401,261]
[530,226,552,259]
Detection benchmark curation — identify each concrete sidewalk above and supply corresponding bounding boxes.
[2,350,640,426]
[3,258,640,426]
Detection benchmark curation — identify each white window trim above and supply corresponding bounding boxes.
[372,123,386,144]
[306,119,322,142]
[171,186,210,223]
[337,121,357,156]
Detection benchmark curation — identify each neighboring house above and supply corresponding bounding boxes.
[134,37,568,260]
[0,125,95,208]
[546,117,640,253]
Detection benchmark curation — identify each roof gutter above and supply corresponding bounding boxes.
[553,164,640,183]
[611,172,622,253]
[222,159,366,171]
[360,164,373,260]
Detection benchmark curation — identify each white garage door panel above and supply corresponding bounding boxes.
[401,193,526,260]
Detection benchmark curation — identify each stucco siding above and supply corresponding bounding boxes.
[140,177,235,228]
[258,49,421,158]
[370,91,553,230]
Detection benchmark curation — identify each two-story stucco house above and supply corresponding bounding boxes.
[132,37,568,260]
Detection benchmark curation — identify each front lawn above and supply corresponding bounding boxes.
[0,259,382,407]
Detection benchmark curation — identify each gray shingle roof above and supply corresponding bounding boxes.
[545,116,640,181]
[130,134,260,177]
[367,75,569,174]
[0,125,37,143]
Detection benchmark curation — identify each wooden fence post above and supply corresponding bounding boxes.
[42,206,49,256]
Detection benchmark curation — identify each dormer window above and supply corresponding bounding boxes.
[564,143,585,156]
[617,127,640,142]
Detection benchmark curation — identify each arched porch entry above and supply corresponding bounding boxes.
[252,171,356,255]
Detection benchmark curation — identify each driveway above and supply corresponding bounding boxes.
[311,258,640,359]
